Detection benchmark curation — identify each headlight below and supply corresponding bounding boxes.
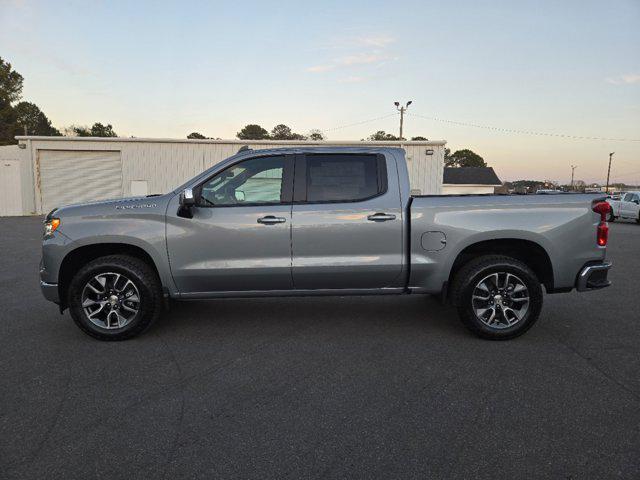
[44,218,61,236]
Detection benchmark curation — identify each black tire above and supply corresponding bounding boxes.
[451,255,543,340]
[608,211,616,222]
[67,255,163,341]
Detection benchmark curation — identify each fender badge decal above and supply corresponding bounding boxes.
[115,203,157,210]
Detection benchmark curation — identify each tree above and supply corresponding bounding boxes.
[72,122,118,137]
[411,136,428,140]
[308,129,325,141]
[14,101,61,136]
[0,57,24,145]
[270,124,306,140]
[366,130,400,141]
[0,57,23,104]
[236,124,270,140]
[187,132,206,139]
[0,57,63,143]
[445,149,487,168]
[0,101,18,145]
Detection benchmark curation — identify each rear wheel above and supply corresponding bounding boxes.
[67,255,162,340]
[451,255,543,340]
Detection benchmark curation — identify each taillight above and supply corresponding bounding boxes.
[597,222,609,246]
[592,201,610,247]
[592,201,611,219]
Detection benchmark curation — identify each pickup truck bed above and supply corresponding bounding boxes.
[40,146,612,341]
[409,193,606,294]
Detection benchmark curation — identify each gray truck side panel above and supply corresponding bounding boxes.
[409,195,605,293]
[41,195,178,297]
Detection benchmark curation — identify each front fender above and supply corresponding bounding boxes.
[43,205,177,296]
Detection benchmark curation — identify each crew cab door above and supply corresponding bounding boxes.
[621,193,639,218]
[166,154,294,293]
[291,152,404,289]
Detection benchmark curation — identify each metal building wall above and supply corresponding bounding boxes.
[0,146,25,216]
[16,137,446,214]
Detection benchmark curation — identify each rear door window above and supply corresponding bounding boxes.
[301,154,385,203]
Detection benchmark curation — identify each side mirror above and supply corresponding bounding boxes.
[178,188,195,218]
[180,188,195,207]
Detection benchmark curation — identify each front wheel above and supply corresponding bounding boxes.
[451,255,543,340]
[67,255,163,340]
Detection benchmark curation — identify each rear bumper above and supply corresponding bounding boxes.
[40,281,60,303]
[576,261,612,292]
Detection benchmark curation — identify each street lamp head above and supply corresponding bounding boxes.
[406,101,412,107]
[394,101,400,107]
[610,152,615,156]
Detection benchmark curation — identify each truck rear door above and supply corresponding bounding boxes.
[291,152,404,289]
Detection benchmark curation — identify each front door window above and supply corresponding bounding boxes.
[198,156,285,207]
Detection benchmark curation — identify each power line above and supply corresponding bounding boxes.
[407,112,640,142]
[321,113,398,133]
[601,168,640,182]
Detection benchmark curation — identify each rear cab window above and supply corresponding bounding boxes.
[296,154,387,203]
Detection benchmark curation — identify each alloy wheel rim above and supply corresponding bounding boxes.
[471,272,530,329]
[81,272,141,330]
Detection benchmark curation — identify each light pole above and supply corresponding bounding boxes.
[605,152,615,193]
[394,101,412,140]
[570,165,577,190]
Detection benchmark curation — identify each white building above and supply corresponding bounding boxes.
[1,137,446,216]
[441,167,502,195]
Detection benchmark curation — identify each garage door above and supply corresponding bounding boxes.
[0,160,23,216]
[39,150,123,212]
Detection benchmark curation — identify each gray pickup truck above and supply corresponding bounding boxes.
[40,147,612,341]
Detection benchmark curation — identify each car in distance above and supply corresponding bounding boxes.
[607,191,640,223]
[40,147,612,341]
[535,189,565,194]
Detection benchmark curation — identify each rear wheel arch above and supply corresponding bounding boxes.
[58,243,163,308]
[447,238,554,294]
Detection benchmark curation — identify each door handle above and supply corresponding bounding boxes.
[367,213,396,222]
[257,215,286,225]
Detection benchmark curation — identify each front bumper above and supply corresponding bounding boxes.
[40,281,60,303]
[576,261,612,292]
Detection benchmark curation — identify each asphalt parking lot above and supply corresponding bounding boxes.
[1,216,639,479]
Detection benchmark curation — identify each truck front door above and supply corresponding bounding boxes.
[166,154,294,293]
[291,152,404,290]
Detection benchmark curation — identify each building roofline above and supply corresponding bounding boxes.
[16,136,446,146]
[443,183,501,187]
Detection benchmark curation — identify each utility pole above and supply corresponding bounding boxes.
[570,165,577,190]
[605,152,615,193]
[394,100,412,140]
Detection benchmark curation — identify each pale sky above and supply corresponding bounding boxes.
[1,0,639,184]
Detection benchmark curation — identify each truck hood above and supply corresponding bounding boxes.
[48,194,174,220]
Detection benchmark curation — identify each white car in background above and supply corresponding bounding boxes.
[607,191,640,223]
